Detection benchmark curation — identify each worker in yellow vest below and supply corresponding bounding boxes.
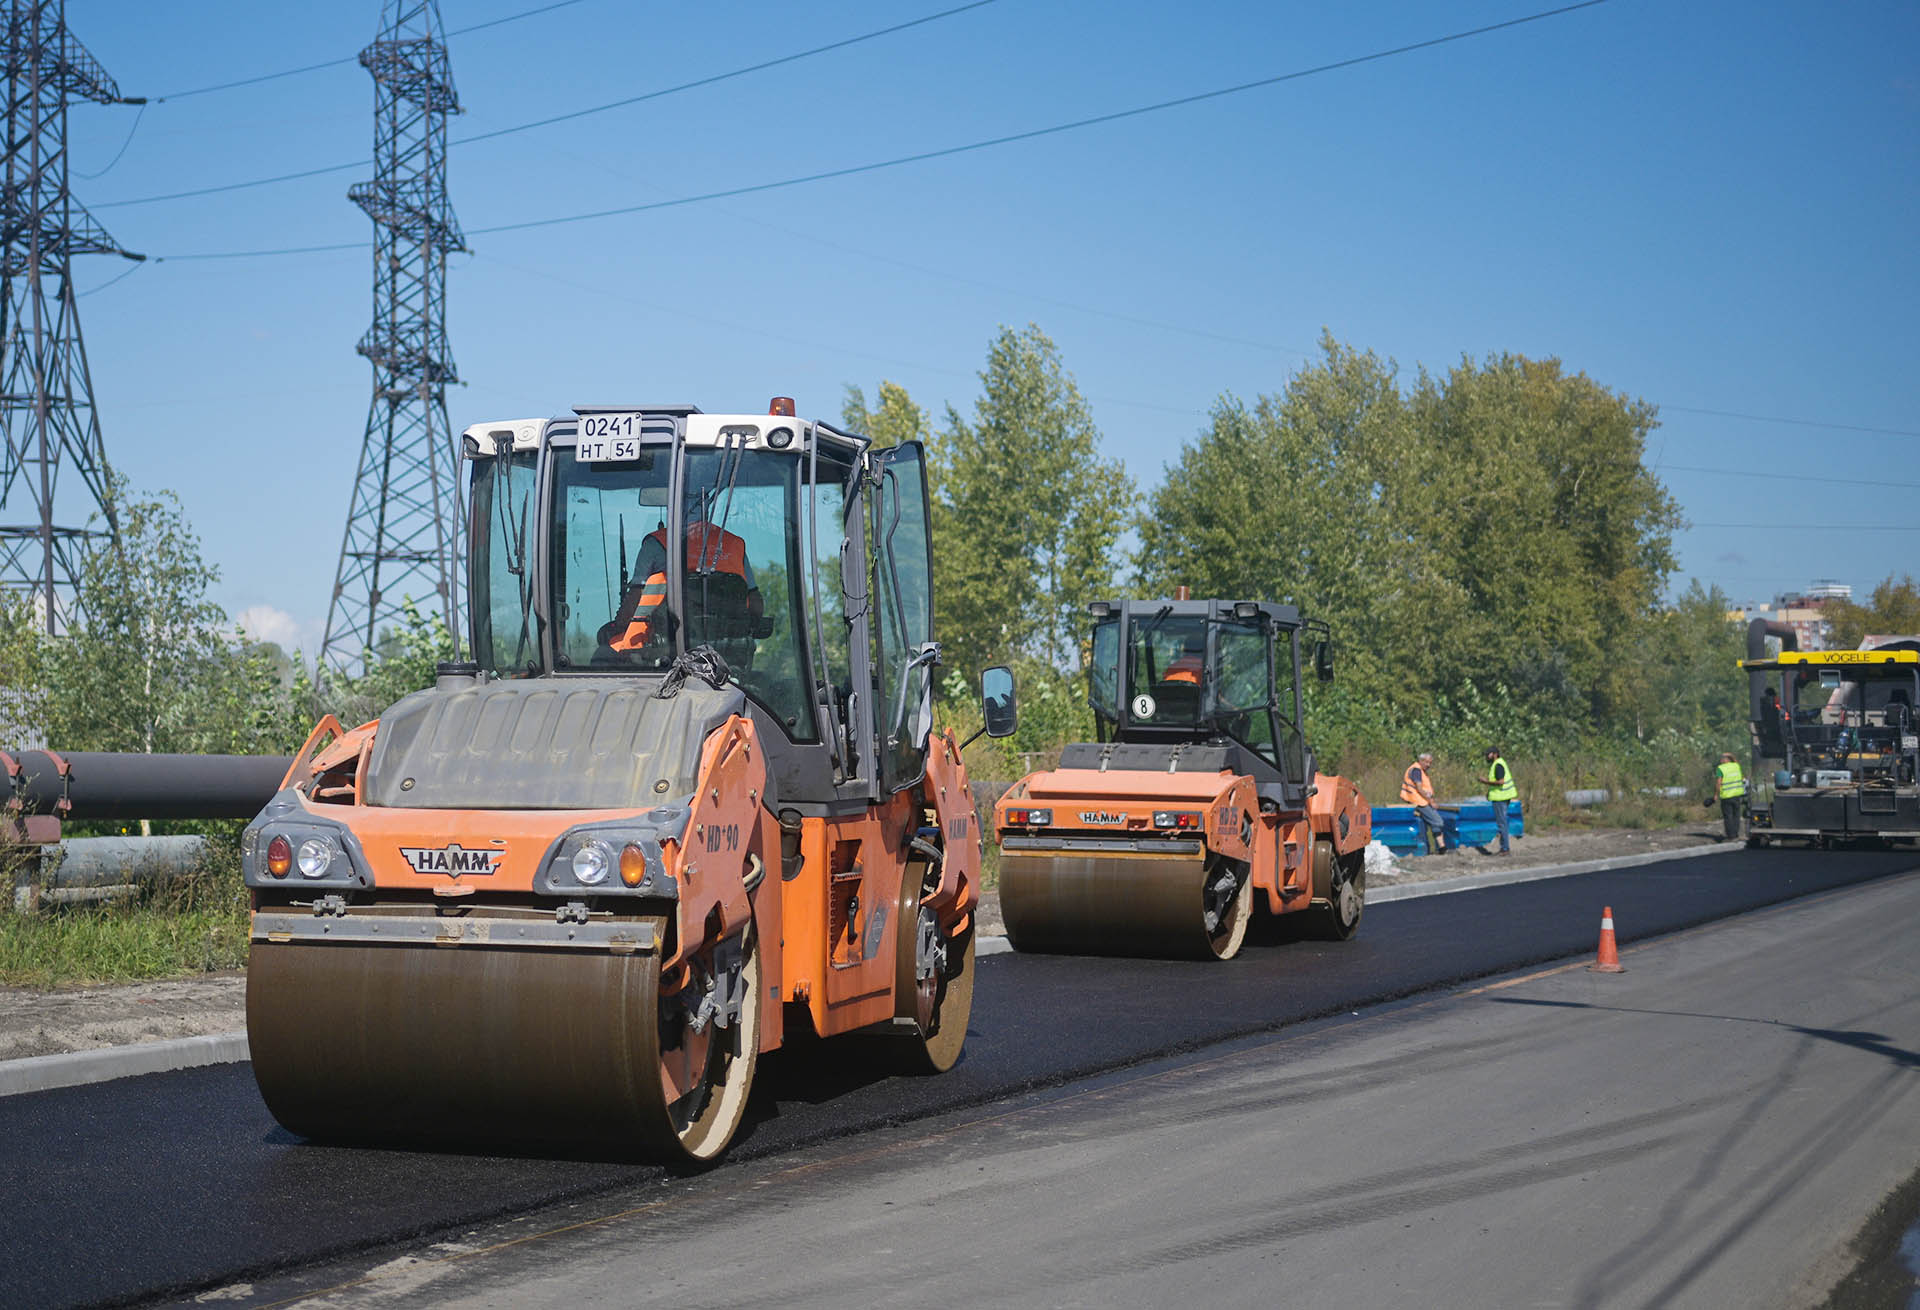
[1710,752,1747,841]
[1483,747,1517,855]
[1400,752,1448,853]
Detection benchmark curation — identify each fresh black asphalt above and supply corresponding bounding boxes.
[3,845,1914,1308]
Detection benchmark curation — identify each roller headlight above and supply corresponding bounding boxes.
[296,838,332,878]
[572,840,613,886]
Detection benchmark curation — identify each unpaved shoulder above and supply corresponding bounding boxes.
[0,974,247,1061]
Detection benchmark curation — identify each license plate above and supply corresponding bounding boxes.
[577,413,643,461]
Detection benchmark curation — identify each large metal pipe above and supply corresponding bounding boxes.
[12,835,213,911]
[2,751,293,821]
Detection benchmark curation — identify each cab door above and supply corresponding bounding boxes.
[870,442,936,793]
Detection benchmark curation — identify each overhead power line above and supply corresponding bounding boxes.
[465,0,1614,237]
[1660,463,1920,492]
[451,0,1001,149]
[1663,405,1920,439]
[73,103,146,179]
[152,0,593,101]
[141,1,1606,257]
[97,0,1002,208]
[154,240,365,262]
[1689,522,1920,532]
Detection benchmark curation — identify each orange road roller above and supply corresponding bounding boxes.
[244,402,1015,1161]
[995,596,1369,960]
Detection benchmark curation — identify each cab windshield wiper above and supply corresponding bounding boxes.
[695,433,747,575]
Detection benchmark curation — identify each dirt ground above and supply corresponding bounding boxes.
[0,822,1728,1063]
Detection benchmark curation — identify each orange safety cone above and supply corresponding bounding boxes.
[1589,905,1626,974]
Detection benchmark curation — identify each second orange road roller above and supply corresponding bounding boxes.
[995,595,1370,960]
[242,400,1015,1162]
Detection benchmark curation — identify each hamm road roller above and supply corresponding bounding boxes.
[244,401,1013,1161]
[996,596,1369,960]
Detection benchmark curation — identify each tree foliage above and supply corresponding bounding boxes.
[1139,335,1413,703]
[1826,574,1920,649]
[1401,351,1681,726]
[1140,335,1694,755]
[931,324,1134,683]
[841,380,931,450]
[6,485,287,755]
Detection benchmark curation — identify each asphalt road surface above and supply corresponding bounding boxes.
[2,846,1915,1308]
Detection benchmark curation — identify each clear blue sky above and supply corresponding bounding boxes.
[52,0,1920,651]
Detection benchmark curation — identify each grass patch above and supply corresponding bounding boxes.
[0,834,249,988]
[0,905,248,987]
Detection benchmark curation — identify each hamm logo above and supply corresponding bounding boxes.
[1078,810,1125,825]
[399,844,503,877]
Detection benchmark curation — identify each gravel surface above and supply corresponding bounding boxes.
[0,823,1725,1061]
[0,974,247,1062]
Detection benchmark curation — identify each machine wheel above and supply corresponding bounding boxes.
[1307,840,1365,940]
[648,921,763,1162]
[892,868,976,1074]
[247,913,762,1165]
[1203,858,1254,961]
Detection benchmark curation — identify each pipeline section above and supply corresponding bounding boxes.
[1,751,293,821]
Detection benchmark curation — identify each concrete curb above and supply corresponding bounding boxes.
[1366,840,1745,903]
[0,1031,249,1098]
[0,841,1744,1098]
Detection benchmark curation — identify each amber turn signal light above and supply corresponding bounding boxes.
[620,843,648,887]
[266,834,292,877]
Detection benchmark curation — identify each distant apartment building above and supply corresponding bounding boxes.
[1732,580,1850,651]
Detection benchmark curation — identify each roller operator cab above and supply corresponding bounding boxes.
[242,402,1015,1162]
[995,597,1370,960]
[1742,640,1920,847]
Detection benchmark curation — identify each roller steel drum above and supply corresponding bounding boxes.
[246,916,760,1162]
[1000,850,1252,960]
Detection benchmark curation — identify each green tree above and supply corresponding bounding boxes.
[1402,352,1681,727]
[0,589,46,744]
[933,324,1135,682]
[1826,574,1920,649]
[30,485,286,756]
[1137,334,1418,709]
[841,380,931,450]
[270,601,460,744]
[1627,580,1747,741]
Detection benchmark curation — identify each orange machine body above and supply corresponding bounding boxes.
[995,766,1369,918]
[264,713,979,1055]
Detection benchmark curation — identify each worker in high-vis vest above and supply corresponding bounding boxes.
[1400,752,1448,853]
[1711,752,1747,841]
[600,513,760,656]
[1482,747,1517,855]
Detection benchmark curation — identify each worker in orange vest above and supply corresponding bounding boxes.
[1400,751,1448,853]
[1162,651,1203,685]
[599,510,762,654]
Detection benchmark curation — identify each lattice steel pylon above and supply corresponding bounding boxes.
[320,0,466,673]
[0,0,143,634]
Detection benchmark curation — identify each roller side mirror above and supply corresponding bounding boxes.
[980,665,1018,738]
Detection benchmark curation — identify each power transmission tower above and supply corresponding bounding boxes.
[0,0,144,633]
[321,0,465,672]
